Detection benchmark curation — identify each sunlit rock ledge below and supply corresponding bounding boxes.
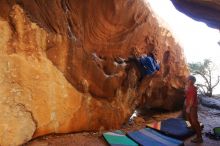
[0,0,188,145]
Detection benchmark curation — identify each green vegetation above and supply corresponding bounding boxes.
[188,59,220,97]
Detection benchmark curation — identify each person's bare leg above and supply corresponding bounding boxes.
[190,107,203,143]
[186,110,194,128]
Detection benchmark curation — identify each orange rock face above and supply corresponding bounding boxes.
[0,0,188,145]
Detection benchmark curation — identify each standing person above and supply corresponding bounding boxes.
[185,75,203,143]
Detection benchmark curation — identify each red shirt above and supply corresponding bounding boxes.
[185,85,198,107]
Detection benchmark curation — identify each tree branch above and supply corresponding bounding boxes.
[194,71,210,87]
[212,76,220,89]
[197,88,206,96]
[208,68,212,88]
[196,84,207,95]
[196,83,208,94]
[196,83,208,90]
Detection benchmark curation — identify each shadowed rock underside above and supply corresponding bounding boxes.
[171,0,220,29]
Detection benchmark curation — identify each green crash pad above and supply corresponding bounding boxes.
[214,127,220,136]
[103,130,138,146]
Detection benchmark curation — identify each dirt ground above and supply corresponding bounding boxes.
[24,104,220,146]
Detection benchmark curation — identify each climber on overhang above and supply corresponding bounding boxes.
[138,53,160,76]
[127,51,160,81]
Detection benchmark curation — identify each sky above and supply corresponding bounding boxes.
[147,0,220,94]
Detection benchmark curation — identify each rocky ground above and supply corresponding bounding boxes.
[25,97,220,146]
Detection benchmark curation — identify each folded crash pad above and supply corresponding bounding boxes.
[146,118,196,139]
[127,128,184,146]
[103,130,138,146]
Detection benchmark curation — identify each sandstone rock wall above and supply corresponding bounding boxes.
[0,0,188,145]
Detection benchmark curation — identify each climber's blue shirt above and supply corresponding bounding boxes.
[139,55,160,75]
